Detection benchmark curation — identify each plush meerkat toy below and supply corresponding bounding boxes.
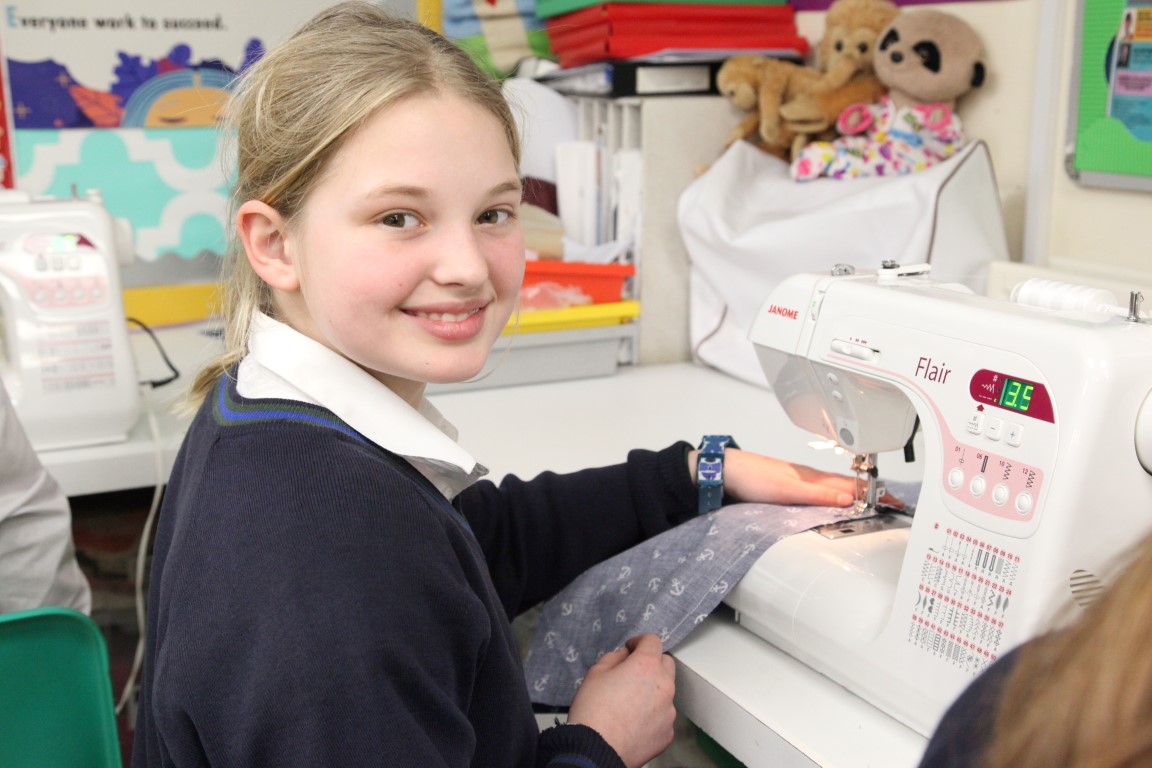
[791,9,986,181]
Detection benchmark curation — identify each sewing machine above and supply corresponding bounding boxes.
[0,191,139,451]
[725,262,1152,737]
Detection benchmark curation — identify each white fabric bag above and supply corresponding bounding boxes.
[679,140,1010,387]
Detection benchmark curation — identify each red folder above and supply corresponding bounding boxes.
[544,3,806,68]
[552,32,808,68]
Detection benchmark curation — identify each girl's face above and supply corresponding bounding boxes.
[277,94,524,405]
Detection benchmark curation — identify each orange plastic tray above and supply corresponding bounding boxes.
[522,261,635,304]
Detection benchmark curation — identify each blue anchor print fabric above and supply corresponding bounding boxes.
[523,502,850,707]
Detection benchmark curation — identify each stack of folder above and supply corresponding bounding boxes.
[540,0,808,69]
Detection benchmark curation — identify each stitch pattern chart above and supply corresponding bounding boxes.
[909,524,1020,676]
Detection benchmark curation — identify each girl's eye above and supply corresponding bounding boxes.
[380,212,419,229]
[477,209,513,225]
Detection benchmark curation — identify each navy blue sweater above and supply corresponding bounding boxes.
[132,376,697,766]
[918,647,1021,768]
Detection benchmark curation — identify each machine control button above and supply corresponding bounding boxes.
[992,483,1010,506]
[830,390,843,401]
[947,468,964,489]
[969,476,986,497]
[1015,492,1033,515]
[985,418,1003,441]
[831,340,853,355]
[826,372,839,385]
[1006,423,1024,447]
[967,410,985,435]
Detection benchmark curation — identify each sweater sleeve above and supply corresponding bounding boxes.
[537,723,627,768]
[457,441,698,618]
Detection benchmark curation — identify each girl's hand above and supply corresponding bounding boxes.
[688,448,880,508]
[566,633,676,768]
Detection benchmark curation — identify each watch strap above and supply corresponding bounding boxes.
[697,435,738,515]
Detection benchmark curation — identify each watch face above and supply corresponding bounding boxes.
[698,456,724,484]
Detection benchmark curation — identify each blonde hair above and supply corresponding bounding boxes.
[188,1,521,406]
[983,531,1152,767]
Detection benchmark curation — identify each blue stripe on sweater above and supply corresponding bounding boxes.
[213,376,367,443]
[212,374,474,533]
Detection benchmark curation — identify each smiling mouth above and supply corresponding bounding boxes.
[408,308,483,323]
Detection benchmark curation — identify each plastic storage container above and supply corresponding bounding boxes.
[522,260,635,305]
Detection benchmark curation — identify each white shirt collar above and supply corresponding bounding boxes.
[236,311,487,499]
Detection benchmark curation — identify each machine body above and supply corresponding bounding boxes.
[726,264,1152,736]
[0,192,138,451]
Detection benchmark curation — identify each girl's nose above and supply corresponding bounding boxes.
[431,227,489,287]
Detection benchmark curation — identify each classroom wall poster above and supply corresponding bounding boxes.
[0,33,14,188]
[1072,0,1152,187]
[0,1,329,285]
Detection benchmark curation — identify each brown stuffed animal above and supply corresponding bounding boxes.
[872,9,986,113]
[715,54,788,160]
[713,0,898,162]
[761,0,900,159]
[791,9,986,180]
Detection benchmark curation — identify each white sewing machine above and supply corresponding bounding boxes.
[725,262,1152,738]
[0,191,139,451]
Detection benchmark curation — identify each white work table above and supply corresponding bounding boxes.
[39,323,928,767]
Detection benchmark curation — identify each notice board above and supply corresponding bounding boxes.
[1069,0,1152,191]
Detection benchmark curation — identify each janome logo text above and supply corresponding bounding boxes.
[767,304,799,320]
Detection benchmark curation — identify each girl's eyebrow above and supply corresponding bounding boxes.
[492,179,524,196]
[360,184,430,202]
[359,178,523,202]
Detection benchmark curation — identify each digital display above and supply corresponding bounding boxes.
[970,369,1054,423]
[999,377,1034,413]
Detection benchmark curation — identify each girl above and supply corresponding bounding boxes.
[132,3,860,766]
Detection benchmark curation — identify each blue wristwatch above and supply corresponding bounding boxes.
[697,435,738,515]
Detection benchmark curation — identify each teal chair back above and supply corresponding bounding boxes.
[0,607,122,767]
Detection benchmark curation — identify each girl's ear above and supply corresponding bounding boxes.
[237,200,299,291]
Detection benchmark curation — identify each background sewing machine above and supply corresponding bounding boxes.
[725,263,1152,739]
[0,191,139,451]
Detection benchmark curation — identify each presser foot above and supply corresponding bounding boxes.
[813,512,912,540]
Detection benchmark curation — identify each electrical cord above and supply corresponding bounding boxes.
[127,317,180,388]
[113,317,179,717]
[114,381,165,717]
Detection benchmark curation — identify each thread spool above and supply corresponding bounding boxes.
[1010,278,1120,314]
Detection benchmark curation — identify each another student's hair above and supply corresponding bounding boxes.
[983,530,1152,767]
[188,1,521,406]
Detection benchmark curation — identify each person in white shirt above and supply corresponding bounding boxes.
[0,380,91,614]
